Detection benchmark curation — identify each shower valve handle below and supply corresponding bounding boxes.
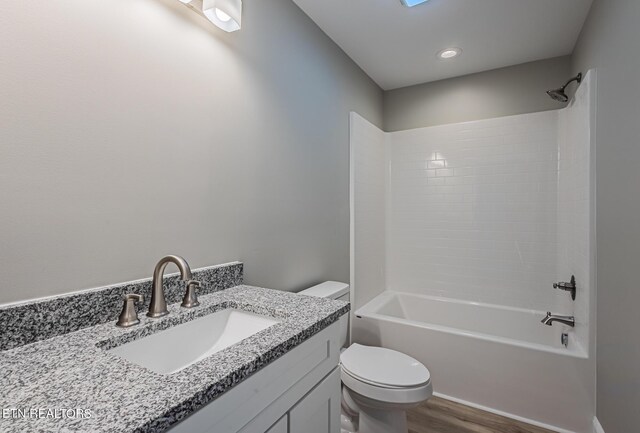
[553,275,576,301]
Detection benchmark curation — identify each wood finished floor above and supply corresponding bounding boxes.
[407,397,555,433]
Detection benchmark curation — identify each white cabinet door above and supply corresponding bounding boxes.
[288,368,341,433]
[265,416,287,433]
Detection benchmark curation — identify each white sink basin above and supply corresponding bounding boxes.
[109,309,279,374]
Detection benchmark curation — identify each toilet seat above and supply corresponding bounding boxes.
[341,368,432,406]
[340,344,431,388]
[339,344,432,405]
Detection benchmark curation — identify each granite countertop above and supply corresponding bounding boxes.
[0,285,349,433]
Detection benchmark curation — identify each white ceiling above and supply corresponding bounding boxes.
[292,0,594,90]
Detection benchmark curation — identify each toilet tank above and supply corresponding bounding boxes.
[299,281,350,347]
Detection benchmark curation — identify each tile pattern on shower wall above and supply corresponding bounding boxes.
[388,111,559,310]
[557,71,593,352]
[351,112,387,309]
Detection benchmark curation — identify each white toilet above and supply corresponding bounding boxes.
[300,282,432,433]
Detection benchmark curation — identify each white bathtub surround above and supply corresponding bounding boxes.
[387,110,560,311]
[350,112,388,310]
[557,70,597,357]
[349,71,596,432]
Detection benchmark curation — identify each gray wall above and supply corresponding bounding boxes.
[571,0,640,431]
[0,0,383,304]
[384,56,571,131]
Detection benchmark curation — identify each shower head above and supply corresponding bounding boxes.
[547,88,569,103]
[546,73,582,103]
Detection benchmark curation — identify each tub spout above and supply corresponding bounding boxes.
[541,312,575,327]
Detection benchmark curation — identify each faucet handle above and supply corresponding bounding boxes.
[553,275,577,300]
[116,294,144,328]
[181,280,201,309]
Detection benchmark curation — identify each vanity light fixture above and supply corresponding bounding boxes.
[203,0,242,32]
[437,47,462,60]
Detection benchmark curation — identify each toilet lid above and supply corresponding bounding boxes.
[340,344,430,388]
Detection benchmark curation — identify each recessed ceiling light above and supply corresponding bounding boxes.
[400,0,430,7]
[437,47,462,60]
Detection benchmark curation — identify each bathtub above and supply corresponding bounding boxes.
[352,291,594,433]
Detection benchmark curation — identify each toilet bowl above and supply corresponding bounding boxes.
[299,282,433,433]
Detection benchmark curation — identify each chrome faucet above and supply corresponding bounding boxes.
[147,255,198,318]
[541,312,575,327]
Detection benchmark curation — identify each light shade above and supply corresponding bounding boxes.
[203,0,242,32]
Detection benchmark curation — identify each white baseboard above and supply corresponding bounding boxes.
[433,392,576,433]
[593,417,605,433]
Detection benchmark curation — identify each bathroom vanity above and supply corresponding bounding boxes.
[169,317,343,433]
[0,262,349,433]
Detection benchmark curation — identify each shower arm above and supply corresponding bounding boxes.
[561,73,582,91]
